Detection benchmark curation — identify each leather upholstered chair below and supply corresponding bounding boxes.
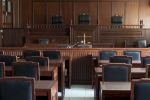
[123,51,141,61]
[12,61,40,80]
[138,40,147,48]
[109,55,132,64]
[142,56,150,68]
[102,63,131,81]
[0,62,5,78]
[99,51,117,60]
[26,56,49,67]
[23,50,41,59]
[43,51,61,60]
[131,79,150,100]
[0,77,35,100]
[0,55,17,66]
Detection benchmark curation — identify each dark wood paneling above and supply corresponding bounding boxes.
[33,2,46,24]
[2,28,25,47]
[61,2,73,24]
[125,0,139,25]
[20,0,32,27]
[0,0,2,27]
[99,2,111,25]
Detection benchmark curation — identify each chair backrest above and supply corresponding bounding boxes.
[0,77,35,100]
[123,51,141,61]
[142,56,150,68]
[131,79,150,100]
[26,56,49,67]
[99,51,117,60]
[43,51,61,60]
[0,55,17,66]
[0,62,5,78]
[39,39,49,45]
[52,15,63,24]
[102,63,131,81]
[23,50,41,59]
[109,56,132,64]
[12,62,40,80]
[146,64,150,78]
[138,40,147,48]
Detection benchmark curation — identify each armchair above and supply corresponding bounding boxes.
[23,50,41,59]
[102,63,131,81]
[131,79,150,100]
[12,61,40,80]
[0,77,35,100]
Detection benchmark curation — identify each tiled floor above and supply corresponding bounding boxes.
[63,85,94,100]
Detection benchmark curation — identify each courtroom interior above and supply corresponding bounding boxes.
[1,0,150,100]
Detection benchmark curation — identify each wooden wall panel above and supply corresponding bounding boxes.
[98,2,111,25]
[61,2,73,24]
[125,0,139,25]
[47,2,60,24]
[0,0,2,27]
[139,0,150,28]
[20,0,32,27]
[89,2,98,25]
[33,2,46,24]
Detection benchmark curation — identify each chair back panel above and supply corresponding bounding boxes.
[142,56,150,67]
[43,51,61,60]
[99,51,117,60]
[13,62,40,80]
[124,51,141,61]
[138,40,147,48]
[26,56,49,67]
[0,55,17,66]
[109,56,132,64]
[0,77,34,100]
[102,63,131,81]
[131,79,150,100]
[23,50,40,59]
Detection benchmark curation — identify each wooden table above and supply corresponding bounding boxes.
[100,82,130,100]
[35,80,58,100]
[98,60,142,67]
[94,67,145,100]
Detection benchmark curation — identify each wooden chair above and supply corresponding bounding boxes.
[12,61,40,80]
[23,50,41,59]
[99,51,117,60]
[123,51,141,61]
[0,77,35,100]
[25,56,49,67]
[102,63,131,81]
[0,55,17,66]
[109,55,132,64]
[142,56,150,68]
[42,51,61,60]
[131,78,150,100]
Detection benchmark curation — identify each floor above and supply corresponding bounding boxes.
[62,85,94,100]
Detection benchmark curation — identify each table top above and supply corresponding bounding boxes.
[100,82,130,91]
[98,60,141,64]
[35,80,57,90]
[95,67,146,74]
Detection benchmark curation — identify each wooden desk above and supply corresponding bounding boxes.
[98,60,141,67]
[100,82,130,100]
[94,67,145,100]
[35,80,58,100]
[48,60,65,98]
